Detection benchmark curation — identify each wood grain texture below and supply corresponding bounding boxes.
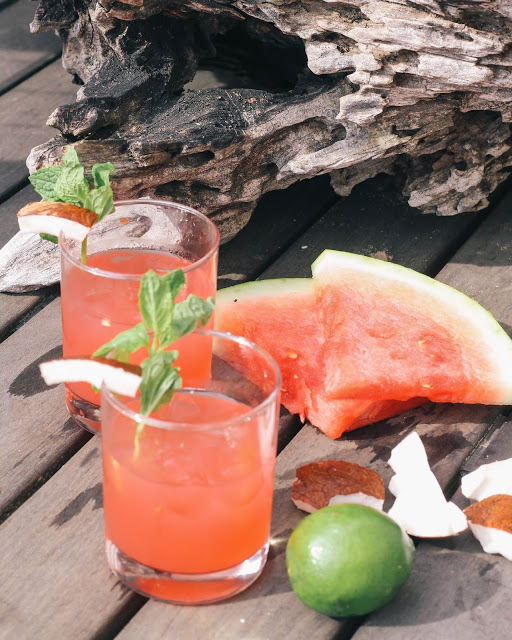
[116,186,511,638]
[0,0,61,96]
[353,420,512,640]
[0,438,143,639]
[0,297,90,519]
[0,58,77,199]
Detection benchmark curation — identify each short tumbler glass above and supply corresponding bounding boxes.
[59,199,219,434]
[100,330,281,605]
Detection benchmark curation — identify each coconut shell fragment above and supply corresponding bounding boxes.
[18,201,98,241]
[465,494,512,561]
[291,460,385,513]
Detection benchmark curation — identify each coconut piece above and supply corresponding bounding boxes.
[465,494,512,561]
[17,202,98,241]
[461,458,512,501]
[387,432,467,537]
[291,460,385,513]
[39,357,142,397]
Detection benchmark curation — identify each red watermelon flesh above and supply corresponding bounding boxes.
[313,251,512,406]
[215,251,512,440]
[215,278,427,438]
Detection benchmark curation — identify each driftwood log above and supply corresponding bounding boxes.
[28,0,512,241]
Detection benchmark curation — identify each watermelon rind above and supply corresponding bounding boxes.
[312,250,512,403]
[217,278,313,305]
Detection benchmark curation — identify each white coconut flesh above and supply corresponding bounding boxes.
[18,215,92,242]
[39,358,142,397]
[468,523,512,561]
[311,250,512,404]
[387,432,467,537]
[462,458,512,501]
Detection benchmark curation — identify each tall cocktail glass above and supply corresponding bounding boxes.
[60,199,219,434]
[101,330,281,604]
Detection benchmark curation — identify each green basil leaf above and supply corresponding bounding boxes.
[39,232,59,244]
[161,295,215,346]
[91,162,115,188]
[28,166,63,201]
[93,322,149,358]
[163,268,186,302]
[84,184,114,219]
[139,350,182,415]
[138,270,175,337]
[55,164,90,206]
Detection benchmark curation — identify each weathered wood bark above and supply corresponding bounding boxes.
[28,0,512,240]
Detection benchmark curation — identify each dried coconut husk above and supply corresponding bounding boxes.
[465,494,512,561]
[291,460,385,513]
[465,494,512,533]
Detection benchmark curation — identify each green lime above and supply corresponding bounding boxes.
[286,504,415,617]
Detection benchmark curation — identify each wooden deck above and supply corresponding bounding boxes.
[1,2,512,638]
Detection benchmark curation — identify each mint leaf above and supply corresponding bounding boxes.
[93,323,149,360]
[139,350,181,415]
[55,164,90,206]
[84,184,114,219]
[138,270,177,338]
[29,166,63,201]
[62,146,81,167]
[39,233,58,243]
[162,295,215,346]
[91,162,115,188]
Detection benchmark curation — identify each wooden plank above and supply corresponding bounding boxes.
[352,419,512,640]
[262,174,486,280]
[117,187,511,637]
[0,58,77,200]
[0,438,145,639]
[0,0,62,96]
[218,175,336,288]
[0,297,90,520]
[0,184,506,638]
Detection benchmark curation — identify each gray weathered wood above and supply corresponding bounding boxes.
[352,419,512,640]
[0,185,57,341]
[0,438,144,639]
[114,188,512,636]
[0,0,61,96]
[0,297,90,519]
[0,58,77,199]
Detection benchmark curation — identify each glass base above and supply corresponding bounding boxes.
[105,538,269,604]
[65,385,101,434]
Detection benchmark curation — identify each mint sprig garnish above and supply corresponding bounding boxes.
[29,146,115,254]
[94,268,215,454]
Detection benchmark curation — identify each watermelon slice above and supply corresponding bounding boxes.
[215,250,512,439]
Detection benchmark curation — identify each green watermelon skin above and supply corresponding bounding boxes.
[215,252,512,438]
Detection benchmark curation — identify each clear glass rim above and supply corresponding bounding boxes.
[59,199,220,281]
[101,329,282,432]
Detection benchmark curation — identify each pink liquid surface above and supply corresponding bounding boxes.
[102,392,275,579]
[61,249,216,406]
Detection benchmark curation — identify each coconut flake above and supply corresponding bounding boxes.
[461,458,512,501]
[387,432,467,537]
[17,202,97,242]
[291,460,385,513]
[39,357,142,397]
[465,495,512,560]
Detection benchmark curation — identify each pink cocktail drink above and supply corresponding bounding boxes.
[101,330,281,604]
[60,200,219,433]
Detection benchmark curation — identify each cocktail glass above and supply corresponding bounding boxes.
[59,199,219,434]
[101,329,281,604]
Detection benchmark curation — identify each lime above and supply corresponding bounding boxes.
[286,504,415,617]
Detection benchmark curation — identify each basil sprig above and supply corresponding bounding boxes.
[29,146,115,260]
[94,269,215,454]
